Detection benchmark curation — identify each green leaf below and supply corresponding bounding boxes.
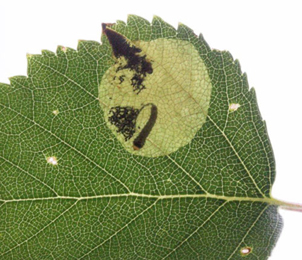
[0,15,290,259]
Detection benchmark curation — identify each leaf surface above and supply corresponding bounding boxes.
[0,15,282,259]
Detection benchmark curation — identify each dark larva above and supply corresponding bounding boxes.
[133,104,157,150]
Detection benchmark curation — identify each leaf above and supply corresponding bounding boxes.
[0,15,288,259]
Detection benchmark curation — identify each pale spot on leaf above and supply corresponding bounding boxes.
[229,103,241,112]
[47,156,58,165]
[52,110,59,116]
[240,246,252,256]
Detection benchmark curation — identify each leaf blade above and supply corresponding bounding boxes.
[0,15,282,259]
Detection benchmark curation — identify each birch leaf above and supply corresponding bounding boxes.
[0,15,291,259]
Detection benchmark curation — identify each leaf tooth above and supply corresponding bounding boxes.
[233,59,242,75]
[248,87,262,116]
[152,15,173,30]
[177,22,193,33]
[41,49,56,57]
[0,82,11,88]
[177,22,199,41]
[151,15,177,38]
[249,87,257,99]
[26,53,39,65]
[262,120,268,130]
[9,75,28,88]
[115,19,126,26]
[242,72,249,89]
[126,14,152,41]
[151,15,164,25]
[77,39,91,50]
[107,19,126,37]
[26,53,34,59]
[57,45,68,54]
[221,50,234,63]
[127,14,150,27]
[198,33,210,48]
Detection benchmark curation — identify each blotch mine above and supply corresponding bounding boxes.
[99,36,212,157]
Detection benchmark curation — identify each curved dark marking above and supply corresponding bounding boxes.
[133,104,158,150]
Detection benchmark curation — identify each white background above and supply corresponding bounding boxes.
[1,0,301,259]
